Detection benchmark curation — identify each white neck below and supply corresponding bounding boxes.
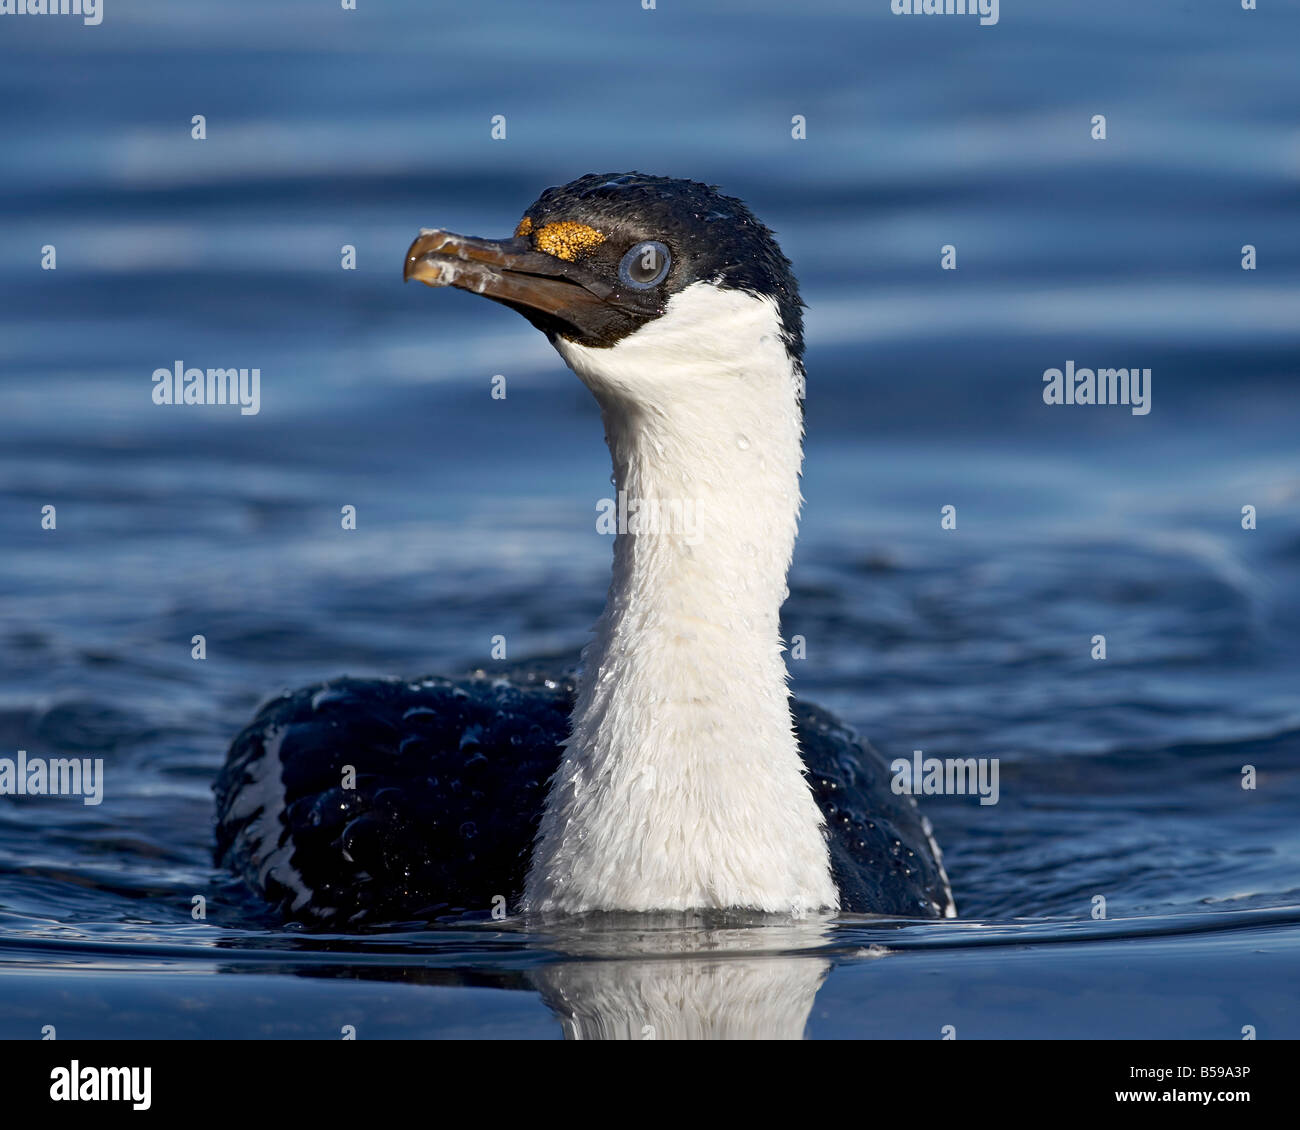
[524,284,837,916]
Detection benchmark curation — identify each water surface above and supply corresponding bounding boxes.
[1,0,1297,1038]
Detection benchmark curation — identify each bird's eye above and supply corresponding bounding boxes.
[618,241,671,289]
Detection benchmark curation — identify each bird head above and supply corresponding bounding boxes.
[404,172,805,368]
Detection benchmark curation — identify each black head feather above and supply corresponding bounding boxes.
[518,172,805,364]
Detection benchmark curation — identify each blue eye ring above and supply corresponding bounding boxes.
[618,240,671,289]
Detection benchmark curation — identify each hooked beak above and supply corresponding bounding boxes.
[403,229,612,338]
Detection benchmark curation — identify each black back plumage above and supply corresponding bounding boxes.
[215,672,951,924]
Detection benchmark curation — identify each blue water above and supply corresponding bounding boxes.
[1,0,1298,1038]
